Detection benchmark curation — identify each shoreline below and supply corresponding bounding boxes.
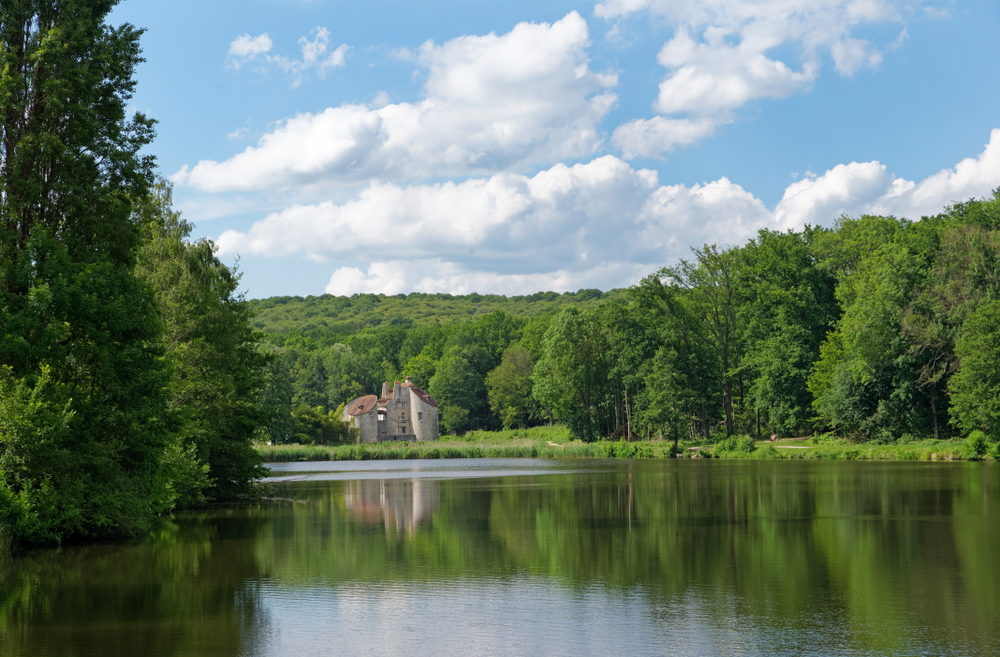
[256,436,985,463]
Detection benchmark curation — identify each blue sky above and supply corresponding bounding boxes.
[110,0,1000,299]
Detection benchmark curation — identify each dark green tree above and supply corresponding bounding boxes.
[0,0,167,545]
[485,344,537,429]
[134,181,269,502]
[532,307,611,441]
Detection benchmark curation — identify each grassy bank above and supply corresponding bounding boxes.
[256,427,994,463]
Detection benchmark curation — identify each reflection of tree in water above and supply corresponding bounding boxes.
[0,509,273,657]
[344,479,441,538]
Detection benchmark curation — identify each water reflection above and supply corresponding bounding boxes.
[344,478,440,537]
[1,460,998,656]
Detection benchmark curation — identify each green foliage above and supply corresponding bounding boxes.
[598,440,654,458]
[950,300,1000,436]
[135,181,270,502]
[712,436,758,457]
[290,404,354,445]
[0,1,171,546]
[485,344,537,429]
[402,354,437,390]
[964,431,988,461]
[532,307,612,441]
[251,289,620,342]
[439,405,471,434]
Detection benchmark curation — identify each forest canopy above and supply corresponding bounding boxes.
[255,190,1000,448]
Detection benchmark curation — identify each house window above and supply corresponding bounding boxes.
[418,412,423,421]
[400,402,405,407]
[399,426,406,434]
[401,412,406,420]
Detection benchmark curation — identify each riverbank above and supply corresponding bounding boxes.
[256,428,989,463]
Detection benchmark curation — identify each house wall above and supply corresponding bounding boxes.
[376,381,417,442]
[342,408,379,443]
[410,392,439,442]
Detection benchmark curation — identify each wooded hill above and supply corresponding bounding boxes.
[255,189,1000,451]
[251,289,623,345]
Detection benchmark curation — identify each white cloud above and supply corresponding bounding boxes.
[228,33,273,64]
[215,130,1000,295]
[654,29,819,116]
[324,260,650,296]
[774,129,1000,228]
[773,161,890,228]
[601,0,914,158]
[612,116,720,159]
[871,128,1000,218]
[214,155,771,293]
[226,27,349,86]
[179,13,616,191]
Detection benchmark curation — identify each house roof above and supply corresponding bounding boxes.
[345,395,378,417]
[401,380,439,407]
[374,380,440,408]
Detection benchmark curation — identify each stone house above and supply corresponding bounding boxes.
[342,376,439,443]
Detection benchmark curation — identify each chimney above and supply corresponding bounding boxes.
[382,381,390,399]
[405,376,412,384]
[393,380,402,400]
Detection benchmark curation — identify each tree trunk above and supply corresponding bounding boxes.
[930,389,939,441]
[723,383,734,436]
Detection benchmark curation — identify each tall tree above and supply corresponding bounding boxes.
[485,344,537,429]
[532,307,611,441]
[736,229,839,436]
[660,246,741,435]
[1,0,166,545]
[134,181,269,502]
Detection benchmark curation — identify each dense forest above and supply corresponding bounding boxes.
[258,189,1000,449]
[0,2,269,547]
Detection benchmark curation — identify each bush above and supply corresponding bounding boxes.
[712,435,757,457]
[598,440,654,459]
[990,442,1000,462]
[965,431,989,460]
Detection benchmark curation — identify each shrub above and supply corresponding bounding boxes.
[965,431,988,461]
[990,442,1000,462]
[712,435,756,457]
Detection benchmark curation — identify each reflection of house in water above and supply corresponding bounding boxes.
[344,479,440,537]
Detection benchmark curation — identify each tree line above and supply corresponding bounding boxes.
[262,189,1000,450]
[1,2,268,548]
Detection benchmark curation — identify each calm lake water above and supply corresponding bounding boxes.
[2,459,998,656]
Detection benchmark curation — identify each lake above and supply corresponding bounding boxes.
[2,459,998,656]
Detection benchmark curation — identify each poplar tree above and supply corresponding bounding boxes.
[0,1,164,545]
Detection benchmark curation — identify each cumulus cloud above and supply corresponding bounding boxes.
[601,0,913,158]
[214,130,1000,295]
[179,13,616,192]
[612,116,720,160]
[872,128,1000,218]
[773,129,1000,227]
[323,260,651,296]
[214,155,771,293]
[227,27,349,86]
